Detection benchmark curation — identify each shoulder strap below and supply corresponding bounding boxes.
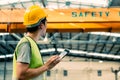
[25,36,44,64]
[24,37,32,49]
[15,37,31,60]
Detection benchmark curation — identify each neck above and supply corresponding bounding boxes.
[26,31,40,42]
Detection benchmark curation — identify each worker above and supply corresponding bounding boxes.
[12,5,60,80]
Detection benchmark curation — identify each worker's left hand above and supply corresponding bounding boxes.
[44,55,61,70]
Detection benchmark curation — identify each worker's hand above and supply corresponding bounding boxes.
[44,55,60,70]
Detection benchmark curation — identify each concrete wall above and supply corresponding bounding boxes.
[49,61,120,80]
[0,62,13,80]
[0,57,120,80]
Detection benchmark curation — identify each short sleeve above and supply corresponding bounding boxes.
[17,42,31,64]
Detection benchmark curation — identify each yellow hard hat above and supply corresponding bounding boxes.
[23,5,47,28]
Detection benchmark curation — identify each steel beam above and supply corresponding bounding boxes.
[0,40,120,44]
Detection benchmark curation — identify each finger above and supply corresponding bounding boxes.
[46,56,58,65]
[53,58,61,64]
[50,55,60,61]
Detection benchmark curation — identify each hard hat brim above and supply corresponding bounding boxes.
[26,17,46,28]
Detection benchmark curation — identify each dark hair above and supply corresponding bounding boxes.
[26,18,47,32]
[41,17,47,25]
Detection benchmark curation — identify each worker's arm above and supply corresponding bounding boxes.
[16,55,60,80]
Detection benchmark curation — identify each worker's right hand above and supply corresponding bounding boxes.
[44,55,60,70]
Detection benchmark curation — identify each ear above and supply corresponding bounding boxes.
[39,23,44,29]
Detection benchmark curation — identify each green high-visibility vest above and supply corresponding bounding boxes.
[12,36,44,80]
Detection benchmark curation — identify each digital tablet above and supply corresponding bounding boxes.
[59,49,70,60]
